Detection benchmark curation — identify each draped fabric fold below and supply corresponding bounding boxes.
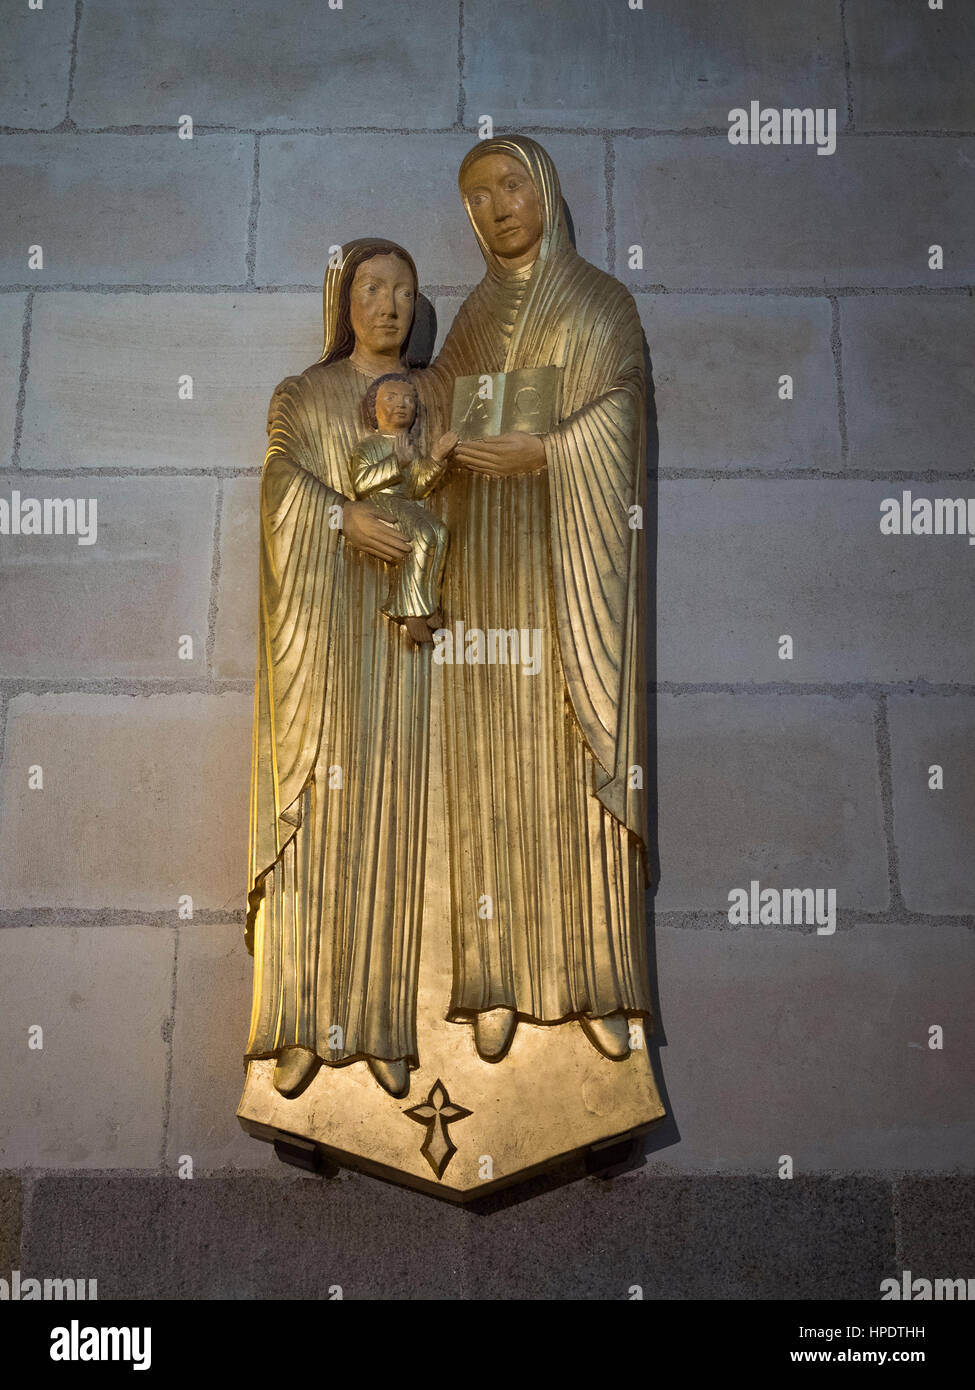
[249,382,343,873]
[536,287,648,845]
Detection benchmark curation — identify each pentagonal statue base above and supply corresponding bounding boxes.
[238,1026,664,1203]
[237,689,666,1202]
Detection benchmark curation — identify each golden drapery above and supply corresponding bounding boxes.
[422,136,652,1023]
[245,243,431,1069]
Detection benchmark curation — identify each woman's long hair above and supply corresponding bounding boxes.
[320,239,419,366]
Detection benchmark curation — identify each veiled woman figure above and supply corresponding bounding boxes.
[245,239,434,1101]
[424,135,653,1061]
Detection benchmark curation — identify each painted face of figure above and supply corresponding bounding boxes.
[348,253,416,357]
[374,378,417,434]
[461,153,543,265]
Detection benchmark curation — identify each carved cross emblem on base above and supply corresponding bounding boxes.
[405,1079,472,1179]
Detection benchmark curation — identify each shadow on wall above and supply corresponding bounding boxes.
[407,293,438,367]
[642,324,681,1165]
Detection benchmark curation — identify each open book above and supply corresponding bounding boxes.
[450,366,561,440]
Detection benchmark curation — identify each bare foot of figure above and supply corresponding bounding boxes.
[272,1045,322,1098]
[368,1057,410,1097]
[473,1007,517,1061]
[580,1012,631,1060]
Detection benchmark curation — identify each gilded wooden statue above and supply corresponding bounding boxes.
[238,136,665,1199]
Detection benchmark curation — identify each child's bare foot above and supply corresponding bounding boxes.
[405,616,434,644]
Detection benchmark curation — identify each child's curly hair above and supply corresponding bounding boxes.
[363,372,420,434]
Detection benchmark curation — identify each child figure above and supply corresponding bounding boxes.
[350,373,457,645]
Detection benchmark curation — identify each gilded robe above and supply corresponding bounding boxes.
[424,137,652,1025]
[245,352,431,1068]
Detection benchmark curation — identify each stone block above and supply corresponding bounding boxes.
[21,1168,896,1299]
[654,693,888,913]
[20,291,321,472]
[0,0,75,129]
[888,695,975,916]
[847,1,975,131]
[638,294,840,470]
[466,1174,894,1299]
[841,296,975,474]
[655,480,975,684]
[0,926,174,1168]
[0,1177,22,1270]
[0,693,251,911]
[0,295,26,464]
[0,136,252,285]
[166,924,274,1173]
[71,0,459,130]
[650,923,975,1172]
[615,136,975,288]
[0,475,215,680]
[896,1178,975,1274]
[256,133,606,286]
[23,1172,469,1298]
[212,475,259,681]
[464,0,846,132]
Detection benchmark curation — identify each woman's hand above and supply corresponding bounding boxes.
[453,432,546,477]
[341,499,412,563]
